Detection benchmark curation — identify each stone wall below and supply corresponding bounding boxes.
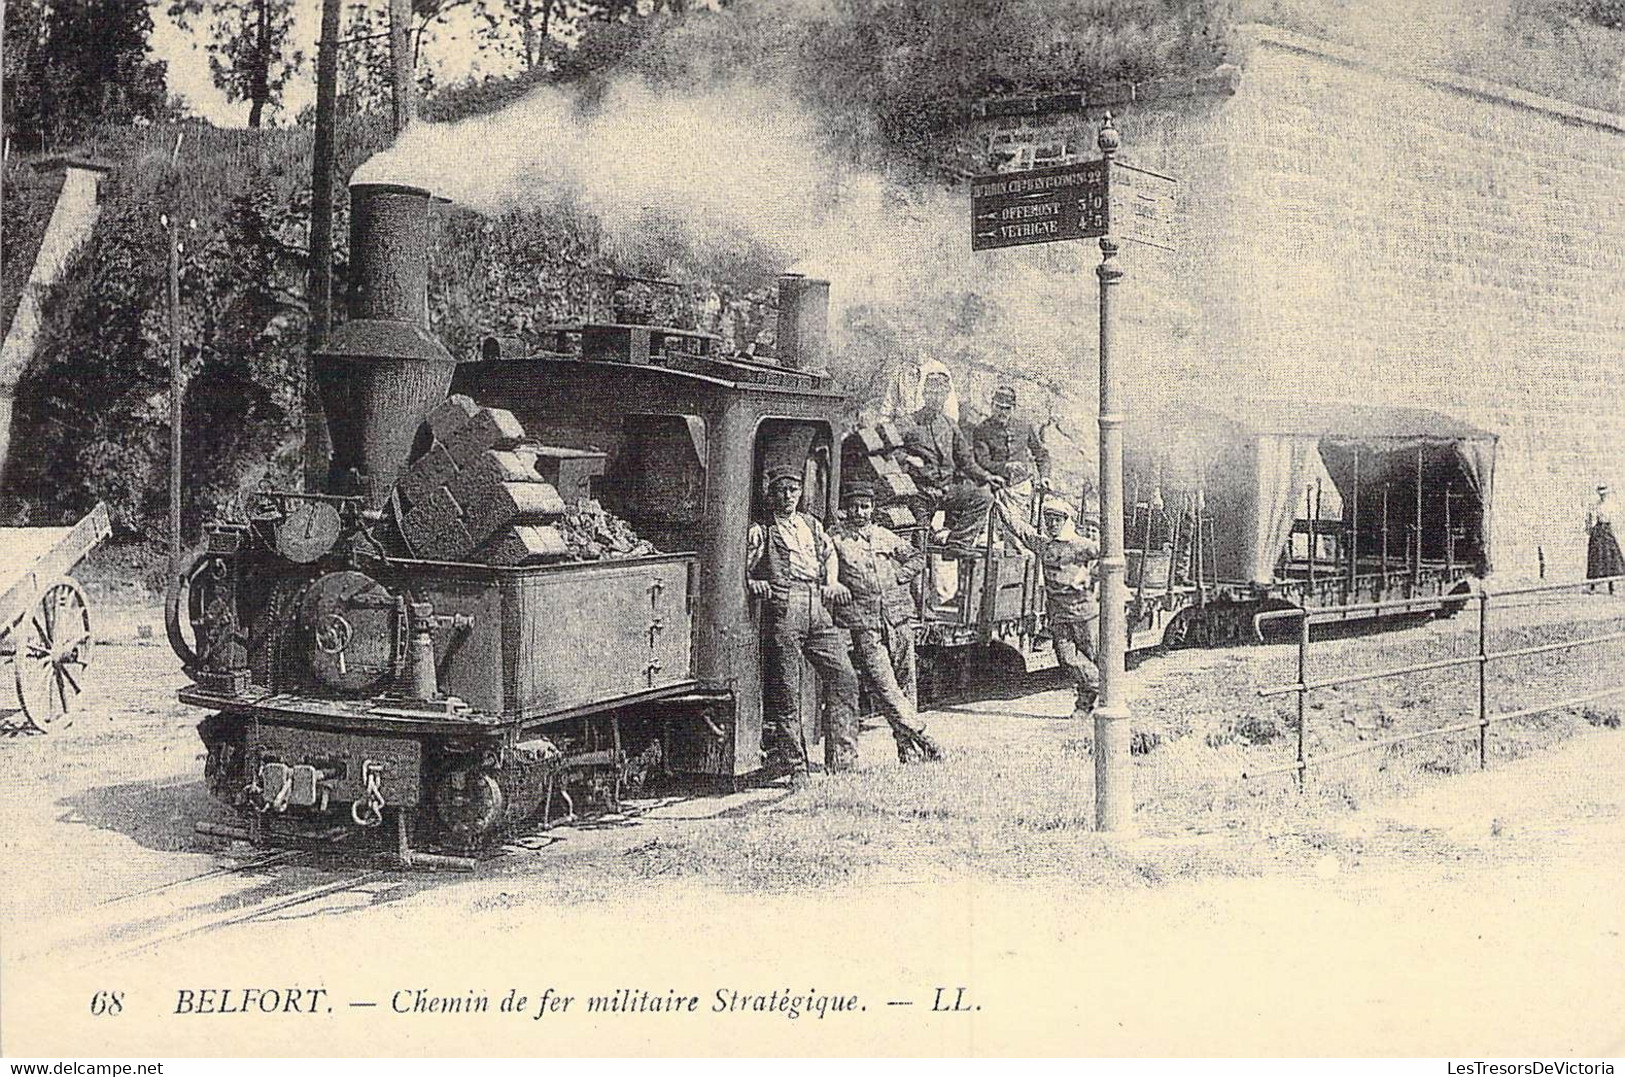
[965,26,1625,582]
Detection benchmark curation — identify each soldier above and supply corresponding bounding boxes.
[746,458,861,784]
[1010,496,1103,716]
[901,363,1001,551]
[972,384,1051,488]
[831,483,941,763]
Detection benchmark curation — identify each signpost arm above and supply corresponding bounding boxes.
[1093,114,1133,834]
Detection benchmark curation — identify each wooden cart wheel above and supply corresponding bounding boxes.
[15,577,93,730]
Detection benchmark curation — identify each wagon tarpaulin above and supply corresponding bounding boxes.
[1127,402,1498,584]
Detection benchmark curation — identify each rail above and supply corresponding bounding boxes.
[1242,574,1625,785]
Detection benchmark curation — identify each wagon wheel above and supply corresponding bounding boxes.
[14,577,93,730]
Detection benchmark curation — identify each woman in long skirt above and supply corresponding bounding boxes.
[1587,484,1624,593]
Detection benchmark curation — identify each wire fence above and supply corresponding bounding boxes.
[1242,575,1625,785]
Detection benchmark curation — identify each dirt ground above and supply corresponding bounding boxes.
[1,593,1623,1057]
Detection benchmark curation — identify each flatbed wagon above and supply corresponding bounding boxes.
[1123,401,1493,647]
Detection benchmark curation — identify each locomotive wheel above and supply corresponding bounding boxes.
[1162,607,1209,650]
[432,765,506,847]
[15,578,93,730]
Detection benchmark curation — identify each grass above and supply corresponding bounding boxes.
[496,593,1625,903]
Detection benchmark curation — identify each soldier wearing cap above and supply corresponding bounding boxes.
[901,364,999,550]
[1010,495,1103,714]
[972,385,1051,488]
[831,482,941,764]
[746,454,861,781]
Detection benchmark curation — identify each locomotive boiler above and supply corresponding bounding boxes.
[168,182,846,864]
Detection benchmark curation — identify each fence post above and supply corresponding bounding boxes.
[1297,610,1310,791]
[1478,590,1489,770]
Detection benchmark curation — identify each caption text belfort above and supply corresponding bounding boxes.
[172,986,981,1021]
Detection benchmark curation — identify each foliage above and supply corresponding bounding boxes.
[1569,0,1624,27]
[2,0,170,153]
[1,165,67,338]
[474,0,570,71]
[167,0,305,127]
[1,117,395,535]
[538,0,1234,173]
[337,1,396,117]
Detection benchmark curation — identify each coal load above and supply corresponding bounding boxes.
[841,423,918,529]
[557,499,658,561]
[392,395,656,565]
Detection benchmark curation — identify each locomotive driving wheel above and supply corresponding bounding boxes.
[14,577,93,730]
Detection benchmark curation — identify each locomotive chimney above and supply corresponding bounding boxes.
[775,274,829,374]
[316,182,456,508]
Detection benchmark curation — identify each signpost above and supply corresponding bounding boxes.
[971,160,1108,251]
[969,115,1177,835]
[969,156,1175,253]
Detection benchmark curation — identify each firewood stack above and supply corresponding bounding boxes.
[393,396,653,566]
[841,422,919,530]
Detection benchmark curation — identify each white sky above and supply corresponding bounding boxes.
[150,0,520,127]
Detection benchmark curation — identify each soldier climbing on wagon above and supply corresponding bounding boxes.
[831,482,942,764]
[746,430,860,785]
[973,383,1052,537]
[1008,496,1103,717]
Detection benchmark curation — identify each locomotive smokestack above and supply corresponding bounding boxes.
[316,183,456,508]
[775,274,829,374]
[349,182,432,324]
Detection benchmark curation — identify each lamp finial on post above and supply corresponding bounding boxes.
[1097,111,1121,156]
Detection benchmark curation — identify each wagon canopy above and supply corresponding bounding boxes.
[1126,401,1498,585]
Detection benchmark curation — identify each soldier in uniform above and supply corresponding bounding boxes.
[746,442,860,783]
[1010,496,1102,716]
[972,384,1051,487]
[901,364,1001,551]
[831,483,941,763]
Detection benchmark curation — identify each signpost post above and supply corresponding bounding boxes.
[1090,117,1132,834]
[969,114,1175,834]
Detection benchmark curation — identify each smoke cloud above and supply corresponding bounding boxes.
[350,48,1177,492]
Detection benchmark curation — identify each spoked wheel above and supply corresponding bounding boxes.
[15,577,93,730]
[1161,607,1206,650]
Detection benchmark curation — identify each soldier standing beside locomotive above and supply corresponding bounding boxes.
[831,483,942,763]
[1009,496,1103,716]
[746,466,861,784]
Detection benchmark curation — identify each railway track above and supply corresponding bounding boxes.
[10,838,409,971]
[96,865,397,967]
[10,793,739,972]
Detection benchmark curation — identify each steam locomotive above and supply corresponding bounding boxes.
[168,182,863,865]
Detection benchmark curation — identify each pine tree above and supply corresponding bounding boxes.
[4,0,169,151]
[167,0,304,127]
